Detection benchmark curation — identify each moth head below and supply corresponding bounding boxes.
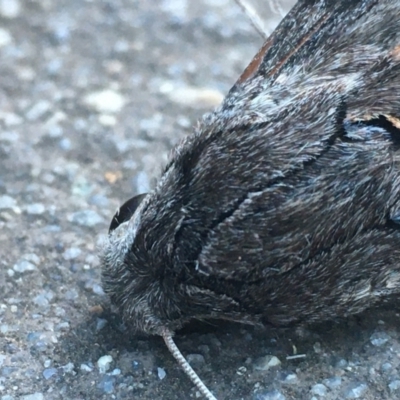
[102,192,190,336]
[102,193,218,399]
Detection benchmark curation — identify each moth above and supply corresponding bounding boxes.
[101,1,400,398]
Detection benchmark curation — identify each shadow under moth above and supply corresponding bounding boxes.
[101,0,400,398]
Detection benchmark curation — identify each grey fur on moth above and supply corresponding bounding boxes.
[101,0,400,337]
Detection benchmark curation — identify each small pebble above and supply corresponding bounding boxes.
[279,372,298,384]
[69,210,104,227]
[1,395,15,400]
[13,260,36,273]
[62,247,81,260]
[33,294,50,307]
[42,368,57,380]
[0,0,21,19]
[97,375,115,394]
[23,253,40,264]
[110,368,121,376]
[96,318,108,331]
[71,176,94,197]
[313,342,322,353]
[25,203,45,215]
[58,138,72,151]
[0,195,17,210]
[132,360,140,370]
[80,363,93,372]
[85,282,105,296]
[1,366,17,376]
[21,394,44,400]
[253,389,286,400]
[1,112,22,126]
[54,321,69,332]
[236,366,247,375]
[254,355,281,371]
[61,362,74,373]
[98,114,116,126]
[381,362,392,373]
[389,380,400,391]
[311,383,328,396]
[323,376,342,390]
[97,355,113,373]
[334,358,348,368]
[186,354,205,366]
[0,131,19,141]
[84,89,125,113]
[25,100,51,121]
[161,0,187,19]
[88,194,109,207]
[162,84,224,108]
[157,367,166,380]
[342,382,368,399]
[27,332,42,342]
[370,332,391,346]
[139,114,163,137]
[0,28,12,47]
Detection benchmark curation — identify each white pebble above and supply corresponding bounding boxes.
[389,380,400,391]
[0,28,12,47]
[98,114,116,126]
[23,253,40,265]
[63,247,82,260]
[164,85,223,108]
[84,89,125,113]
[0,0,21,18]
[25,203,45,215]
[0,195,17,210]
[80,363,93,372]
[0,130,19,141]
[13,260,37,273]
[157,367,166,380]
[254,355,281,371]
[61,362,74,373]
[21,394,44,400]
[97,355,113,373]
[311,383,328,396]
[25,100,51,121]
[370,332,390,346]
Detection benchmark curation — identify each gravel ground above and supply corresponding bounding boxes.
[1,0,400,399]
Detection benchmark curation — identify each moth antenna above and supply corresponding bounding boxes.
[269,0,286,18]
[162,330,217,400]
[233,0,269,40]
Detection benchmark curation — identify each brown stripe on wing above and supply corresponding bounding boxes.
[235,0,379,86]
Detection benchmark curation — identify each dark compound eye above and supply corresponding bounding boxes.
[109,193,148,233]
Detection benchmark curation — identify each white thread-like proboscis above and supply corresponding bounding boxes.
[162,331,217,400]
[234,0,269,39]
[269,0,286,17]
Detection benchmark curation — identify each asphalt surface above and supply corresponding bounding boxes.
[1,1,400,399]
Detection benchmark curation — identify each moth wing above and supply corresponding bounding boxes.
[190,0,400,281]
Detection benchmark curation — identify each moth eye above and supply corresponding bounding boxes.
[109,193,148,233]
[390,213,400,225]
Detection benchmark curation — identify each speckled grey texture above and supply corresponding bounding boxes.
[1,0,400,399]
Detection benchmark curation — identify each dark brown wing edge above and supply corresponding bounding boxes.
[235,0,379,86]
